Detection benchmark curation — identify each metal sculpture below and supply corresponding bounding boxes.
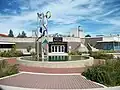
[36,11,51,61]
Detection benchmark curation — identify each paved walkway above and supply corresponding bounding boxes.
[7,58,87,74]
[0,58,106,89]
[0,72,104,89]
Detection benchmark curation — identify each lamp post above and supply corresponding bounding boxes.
[117,34,119,51]
[36,11,51,61]
[78,26,80,37]
[111,34,115,51]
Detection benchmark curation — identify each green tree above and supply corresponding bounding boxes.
[17,33,21,38]
[17,31,27,38]
[8,29,14,37]
[21,31,27,38]
[26,46,32,52]
[72,34,74,37]
[85,34,91,37]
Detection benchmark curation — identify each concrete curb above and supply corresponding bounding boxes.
[17,56,94,68]
[20,71,81,75]
[0,73,22,80]
[81,75,107,88]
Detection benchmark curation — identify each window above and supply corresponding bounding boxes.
[59,46,61,52]
[52,46,54,52]
[62,46,64,52]
[55,46,57,52]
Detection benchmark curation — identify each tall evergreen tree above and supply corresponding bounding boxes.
[17,33,21,38]
[8,29,14,37]
[85,34,91,37]
[21,31,27,38]
[17,31,27,38]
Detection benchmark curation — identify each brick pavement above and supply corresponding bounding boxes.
[0,73,104,89]
[0,58,105,89]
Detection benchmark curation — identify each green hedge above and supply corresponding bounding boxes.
[0,44,23,57]
[0,60,19,78]
[82,59,120,86]
[68,51,82,55]
[0,50,23,57]
[90,52,113,60]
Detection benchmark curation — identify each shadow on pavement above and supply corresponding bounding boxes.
[0,87,3,90]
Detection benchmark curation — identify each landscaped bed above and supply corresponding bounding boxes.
[0,60,19,78]
[82,51,120,87]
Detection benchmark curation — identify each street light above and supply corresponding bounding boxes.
[78,26,81,37]
[117,34,119,51]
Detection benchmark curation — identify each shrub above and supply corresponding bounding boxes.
[68,51,82,55]
[26,46,32,52]
[90,52,113,60]
[0,60,19,78]
[0,49,23,57]
[31,52,37,61]
[82,59,120,86]
[14,51,23,57]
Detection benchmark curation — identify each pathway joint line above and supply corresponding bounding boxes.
[20,71,81,75]
[0,72,22,80]
[0,85,42,90]
[81,75,107,88]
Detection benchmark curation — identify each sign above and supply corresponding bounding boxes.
[53,37,63,42]
[42,37,48,47]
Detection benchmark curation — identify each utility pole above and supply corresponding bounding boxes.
[117,34,119,51]
[36,11,51,61]
[78,26,80,37]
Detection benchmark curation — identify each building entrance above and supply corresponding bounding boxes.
[49,42,67,53]
[49,37,68,53]
[51,45,65,52]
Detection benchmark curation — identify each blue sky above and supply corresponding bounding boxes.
[0,0,120,36]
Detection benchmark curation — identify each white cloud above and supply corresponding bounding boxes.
[0,0,120,36]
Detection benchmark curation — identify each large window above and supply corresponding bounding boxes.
[55,46,57,52]
[62,46,64,52]
[0,44,14,48]
[59,46,61,52]
[52,46,54,52]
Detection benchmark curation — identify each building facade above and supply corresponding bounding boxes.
[0,37,84,55]
[84,35,120,51]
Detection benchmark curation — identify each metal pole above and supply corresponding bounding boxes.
[78,26,80,37]
[46,19,49,61]
[113,35,114,51]
[37,40,39,60]
[118,34,119,51]
[36,16,39,61]
[42,13,44,61]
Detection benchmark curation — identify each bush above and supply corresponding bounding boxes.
[31,52,37,61]
[90,51,113,59]
[68,51,82,55]
[0,60,19,78]
[26,46,32,52]
[0,45,23,57]
[82,59,120,86]
[0,50,23,57]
